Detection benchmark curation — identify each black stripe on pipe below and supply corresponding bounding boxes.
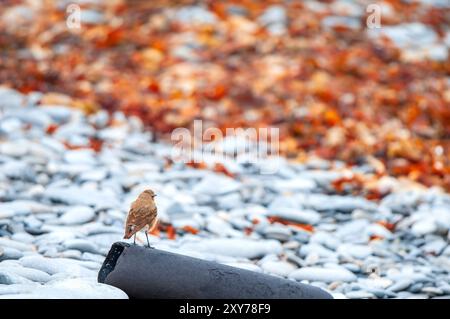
[98,242,333,299]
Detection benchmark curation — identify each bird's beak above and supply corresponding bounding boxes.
[124,227,133,239]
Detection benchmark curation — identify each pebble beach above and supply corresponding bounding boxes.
[1,87,449,299]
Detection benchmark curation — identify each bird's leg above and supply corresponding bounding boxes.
[145,231,152,248]
[133,233,136,245]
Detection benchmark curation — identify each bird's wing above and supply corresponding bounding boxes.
[124,200,154,237]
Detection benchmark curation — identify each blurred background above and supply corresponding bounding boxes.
[1,0,448,191]
[0,0,449,299]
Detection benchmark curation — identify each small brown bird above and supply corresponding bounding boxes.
[124,189,158,248]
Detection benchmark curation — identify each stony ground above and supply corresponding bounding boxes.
[1,0,449,192]
[1,87,449,298]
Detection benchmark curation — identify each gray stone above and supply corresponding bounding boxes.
[439,284,450,294]
[0,141,28,157]
[409,283,424,293]
[258,5,286,26]
[421,286,444,295]
[421,239,447,255]
[368,23,448,62]
[59,206,96,225]
[81,252,106,263]
[88,233,124,249]
[268,208,321,225]
[89,110,109,128]
[368,23,438,49]
[0,265,51,283]
[64,149,97,165]
[364,288,389,298]
[411,218,437,236]
[334,219,370,241]
[365,223,393,239]
[39,105,77,123]
[322,16,361,30]
[63,239,99,254]
[79,10,105,25]
[310,232,341,250]
[345,291,376,299]
[14,109,52,128]
[331,0,364,17]
[59,249,83,260]
[284,251,305,268]
[341,263,361,273]
[216,192,242,210]
[44,186,119,208]
[0,238,35,252]
[299,243,336,259]
[0,247,24,261]
[2,88,450,299]
[268,178,317,193]
[0,278,128,299]
[174,6,217,25]
[337,244,373,260]
[0,87,25,109]
[298,194,376,213]
[404,294,430,299]
[261,260,297,277]
[0,284,39,296]
[224,262,262,273]
[358,277,393,290]
[180,238,282,259]
[2,161,31,179]
[19,255,96,277]
[431,205,450,230]
[258,5,287,35]
[268,196,302,210]
[205,216,236,236]
[290,267,357,283]
[79,169,108,182]
[388,279,413,292]
[261,225,292,241]
[11,232,36,244]
[192,174,241,195]
[0,270,33,285]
